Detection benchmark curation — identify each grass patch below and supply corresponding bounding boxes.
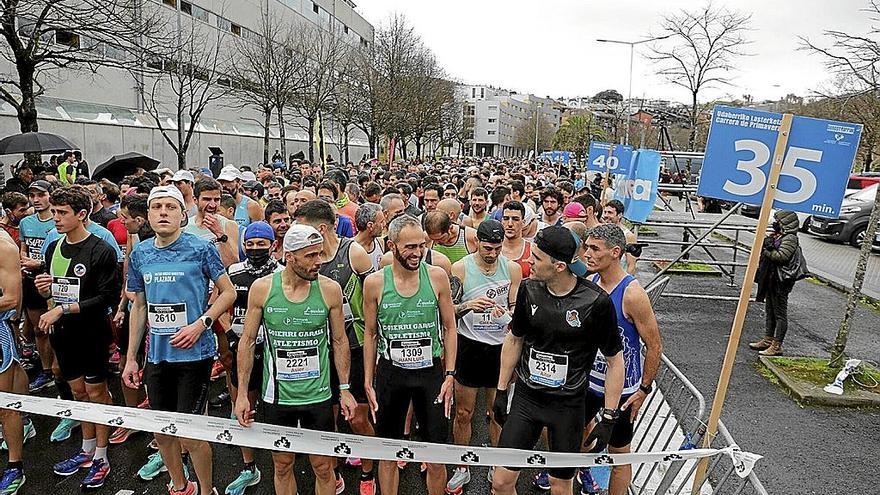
[656,260,716,272]
[765,356,880,394]
[806,276,828,287]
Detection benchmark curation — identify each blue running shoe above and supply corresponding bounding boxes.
[225,466,261,495]
[0,468,25,495]
[50,418,80,443]
[1,420,35,451]
[27,371,54,393]
[137,452,166,481]
[53,450,94,476]
[578,467,601,495]
[81,459,110,490]
[532,470,550,491]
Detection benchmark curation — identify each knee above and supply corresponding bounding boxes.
[273,455,294,476]
[311,458,334,481]
[71,388,89,402]
[454,403,474,424]
[491,468,516,493]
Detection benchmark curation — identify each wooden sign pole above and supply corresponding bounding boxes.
[690,113,793,492]
[600,144,615,206]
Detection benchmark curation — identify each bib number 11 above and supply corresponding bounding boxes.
[722,139,821,204]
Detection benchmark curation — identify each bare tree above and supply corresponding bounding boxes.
[143,21,230,170]
[0,0,173,134]
[514,113,555,154]
[649,3,751,151]
[802,1,880,365]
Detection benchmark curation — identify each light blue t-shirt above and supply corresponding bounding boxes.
[42,222,124,263]
[234,195,252,228]
[19,213,54,261]
[127,232,225,364]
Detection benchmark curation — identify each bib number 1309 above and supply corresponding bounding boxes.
[723,139,821,204]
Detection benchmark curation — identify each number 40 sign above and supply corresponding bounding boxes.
[698,105,862,217]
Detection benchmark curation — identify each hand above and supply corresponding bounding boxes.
[620,390,647,423]
[364,384,378,424]
[234,395,255,427]
[21,257,42,271]
[112,309,125,327]
[469,296,495,312]
[122,359,141,389]
[38,306,62,333]
[170,320,206,349]
[436,375,455,418]
[584,413,618,452]
[492,388,509,426]
[490,305,507,318]
[203,213,224,237]
[339,390,357,422]
[34,273,52,294]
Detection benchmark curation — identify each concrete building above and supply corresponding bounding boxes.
[0,0,374,175]
[461,85,562,158]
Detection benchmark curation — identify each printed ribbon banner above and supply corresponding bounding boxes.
[0,392,761,476]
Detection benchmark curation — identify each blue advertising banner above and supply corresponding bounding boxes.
[698,105,862,217]
[613,149,661,223]
[539,150,572,164]
[587,142,633,175]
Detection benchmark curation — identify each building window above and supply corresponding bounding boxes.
[488,130,496,135]
[488,105,497,111]
[343,25,349,34]
[231,23,242,36]
[55,30,80,48]
[162,0,177,7]
[488,118,496,123]
[313,2,320,14]
[181,1,192,14]
[217,16,231,31]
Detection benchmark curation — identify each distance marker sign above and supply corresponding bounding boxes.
[587,142,633,175]
[698,105,862,217]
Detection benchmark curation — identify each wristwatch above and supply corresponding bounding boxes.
[61,303,72,315]
[639,383,653,395]
[214,234,229,244]
[199,315,214,329]
[444,370,456,378]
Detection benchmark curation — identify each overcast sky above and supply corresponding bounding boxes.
[354,0,874,104]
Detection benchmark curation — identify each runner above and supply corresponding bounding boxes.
[0,192,28,246]
[601,200,639,276]
[499,201,532,278]
[446,219,521,494]
[539,188,564,227]
[0,227,28,494]
[424,211,478,265]
[490,225,625,495]
[581,224,662,495]
[218,166,263,227]
[294,199,377,494]
[223,222,279,495]
[421,183,443,216]
[36,185,121,490]
[170,169,198,217]
[353,203,386,272]
[123,185,237,495]
[234,224,357,495]
[263,201,291,264]
[185,177,240,266]
[363,214,457,495]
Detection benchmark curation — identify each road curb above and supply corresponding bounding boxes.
[759,356,880,408]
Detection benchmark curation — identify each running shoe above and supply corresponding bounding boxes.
[445,466,470,494]
[137,397,150,409]
[487,466,495,483]
[53,450,94,476]
[335,472,345,494]
[49,418,79,442]
[210,360,226,381]
[578,467,600,495]
[224,466,261,495]
[396,460,407,470]
[2,420,35,450]
[138,452,167,481]
[0,467,24,495]
[20,344,35,360]
[27,371,53,392]
[108,350,120,366]
[358,477,376,495]
[148,439,159,450]
[420,462,427,474]
[81,459,110,490]
[209,390,231,409]
[168,481,197,495]
[109,427,132,445]
[345,457,362,467]
[532,469,551,491]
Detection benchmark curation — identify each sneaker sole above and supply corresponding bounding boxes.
[81,474,109,491]
[138,465,168,481]
[54,464,91,477]
[1,474,25,495]
[109,431,132,445]
[28,380,55,393]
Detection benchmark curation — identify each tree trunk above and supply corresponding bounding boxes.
[277,106,287,167]
[688,91,699,152]
[400,138,408,160]
[830,182,880,365]
[414,134,422,159]
[307,117,316,163]
[343,125,350,164]
[262,105,273,166]
[17,63,39,133]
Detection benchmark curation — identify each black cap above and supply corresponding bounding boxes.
[476,219,505,243]
[535,226,587,276]
[27,180,53,193]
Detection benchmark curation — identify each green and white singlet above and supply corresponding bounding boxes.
[377,262,442,369]
[261,272,332,406]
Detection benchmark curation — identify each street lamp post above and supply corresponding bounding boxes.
[596,35,671,146]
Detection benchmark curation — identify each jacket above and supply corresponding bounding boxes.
[756,210,799,301]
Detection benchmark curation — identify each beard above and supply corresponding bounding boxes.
[393,247,420,271]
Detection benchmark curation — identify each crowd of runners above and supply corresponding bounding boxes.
[0,155,662,495]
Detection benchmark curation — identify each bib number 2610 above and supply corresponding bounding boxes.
[722,139,821,204]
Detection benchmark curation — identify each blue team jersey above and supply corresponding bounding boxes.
[234,195,252,228]
[18,213,54,261]
[42,222,124,263]
[128,233,225,364]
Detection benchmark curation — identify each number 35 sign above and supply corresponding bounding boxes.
[698,105,862,217]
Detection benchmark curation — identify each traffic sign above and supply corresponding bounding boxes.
[698,105,862,217]
[587,142,633,175]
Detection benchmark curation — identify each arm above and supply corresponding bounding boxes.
[763,234,798,264]
[430,266,457,418]
[349,242,374,276]
[361,272,381,422]
[624,230,638,276]
[497,332,523,390]
[248,199,264,222]
[431,250,452,276]
[170,273,235,349]
[620,284,663,421]
[218,220,240,266]
[234,277,269,426]
[506,260,521,311]
[603,351,625,410]
[122,292,148,388]
[0,240,21,312]
[465,227,479,254]
[322,278,356,421]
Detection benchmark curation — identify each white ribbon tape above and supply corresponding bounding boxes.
[0,392,759,476]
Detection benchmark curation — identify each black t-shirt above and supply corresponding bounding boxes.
[90,208,115,228]
[511,277,621,397]
[45,234,121,331]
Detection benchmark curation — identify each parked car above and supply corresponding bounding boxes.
[739,204,813,232]
[809,184,878,247]
[846,173,880,196]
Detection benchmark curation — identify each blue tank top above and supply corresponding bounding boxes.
[19,213,54,261]
[234,195,252,228]
[588,274,642,396]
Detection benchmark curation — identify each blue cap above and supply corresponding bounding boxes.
[244,221,275,241]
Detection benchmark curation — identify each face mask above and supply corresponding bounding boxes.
[245,248,271,267]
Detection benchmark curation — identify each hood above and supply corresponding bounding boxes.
[773,210,800,235]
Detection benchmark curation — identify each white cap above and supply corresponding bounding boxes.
[240,171,257,182]
[170,169,194,183]
[147,185,185,207]
[283,224,323,252]
[217,165,241,181]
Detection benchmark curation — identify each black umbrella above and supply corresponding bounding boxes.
[0,132,78,155]
[92,152,160,182]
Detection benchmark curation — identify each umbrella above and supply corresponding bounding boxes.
[92,152,160,182]
[0,132,78,155]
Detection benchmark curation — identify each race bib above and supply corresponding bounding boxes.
[342,299,353,323]
[277,348,320,381]
[390,338,432,369]
[467,309,499,333]
[528,349,568,388]
[25,238,44,262]
[231,306,246,335]
[51,277,80,304]
[148,303,188,335]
